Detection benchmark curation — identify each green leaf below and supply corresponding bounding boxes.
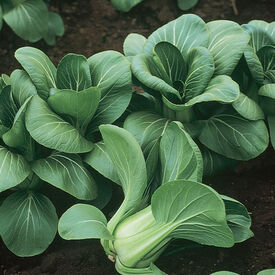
[84,142,120,185]
[100,125,147,231]
[267,116,275,150]
[257,269,275,275]
[56,54,91,91]
[2,0,48,42]
[10,69,37,106]
[15,47,57,100]
[232,92,264,120]
[185,75,240,106]
[0,190,58,256]
[123,111,169,154]
[43,12,64,46]
[222,195,253,243]
[144,14,209,60]
[259,84,275,116]
[87,51,132,132]
[25,95,93,153]
[151,180,234,247]
[0,6,3,30]
[0,146,31,192]
[177,0,198,10]
[32,152,97,200]
[48,87,101,133]
[207,20,249,75]
[211,272,239,275]
[257,45,275,82]
[110,0,144,12]
[58,204,113,240]
[248,20,275,41]
[160,121,202,183]
[184,46,214,101]
[123,33,147,57]
[199,114,269,160]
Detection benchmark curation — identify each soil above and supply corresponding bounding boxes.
[0,0,275,274]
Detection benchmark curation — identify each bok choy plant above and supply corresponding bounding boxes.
[0,0,64,45]
[58,123,253,274]
[123,14,269,176]
[110,0,198,12]
[0,47,132,256]
[232,20,275,149]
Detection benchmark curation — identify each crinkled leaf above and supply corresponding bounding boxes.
[84,142,120,185]
[58,204,113,240]
[184,46,214,101]
[25,95,93,153]
[144,14,209,60]
[207,20,249,75]
[177,0,198,10]
[43,12,64,46]
[199,114,269,160]
[56,54,91,91]
[124,33,147,57]
[2,0,48,42]
[32,152,97,200]
[110,0,144,12]
[0,146,31,192]
[160,121,202,183]
[48,87,101,133]
[152,180,234,247]
[15,47,56,100]
[232,92,264,120]
[10,69,37,106]
[87,51,132,133]
[0,190,57,256]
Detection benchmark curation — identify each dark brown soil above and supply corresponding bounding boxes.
[0,0,275,274]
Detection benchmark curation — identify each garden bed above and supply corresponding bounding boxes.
[0,0,274,274]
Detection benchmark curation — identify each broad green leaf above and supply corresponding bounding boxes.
[124,33,147,57]
[177,0,198,10]
[25,95,93,153]
[87,51,132,132]
[15,47,57,100]
[0,190,58,256]
[0,146,31,192]
[222,195,253,243]
[100,125,147,231]
[232,92,264,120]
[43,12,64,46]
[248,20,275,41]
[207,20,249,75]
[56,54,91,91]
[2,0,48,42]
[144,14,209,60]
[131,54,180,100]
[123,111,169,154]
[243,45,264,84]
[160,121,202,183]
[199,114,269,160]
[242,24,274,52]
[48,87,101,133]
[268,116,275,150]
[110,0,144,12]
[257,45,275,82]
[2,97,32,152]
[10,69,37,106]
[201,146,237,176]
[0,86,17,128]
[257,269,275,275]
[185,75,239,106]
[58,204,113,240]
[259,84,275,115]
[84,142,120,185]
[184,46,214,101]
[32,152,97,200]
[152,180,234,247]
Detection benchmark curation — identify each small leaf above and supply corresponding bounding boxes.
[56,54,91,91]
[124,33,147,57]
[25,95,93,153]
[0,146,31,192]
[110,0,144,12]
[15,47,57,100]
[0,190,58,256]
[177,0,198,10]
[259,84,275,116]
[32,152,97,200]
[257,269,275,275]
[58,204,113,240]
[257,45,275,82]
